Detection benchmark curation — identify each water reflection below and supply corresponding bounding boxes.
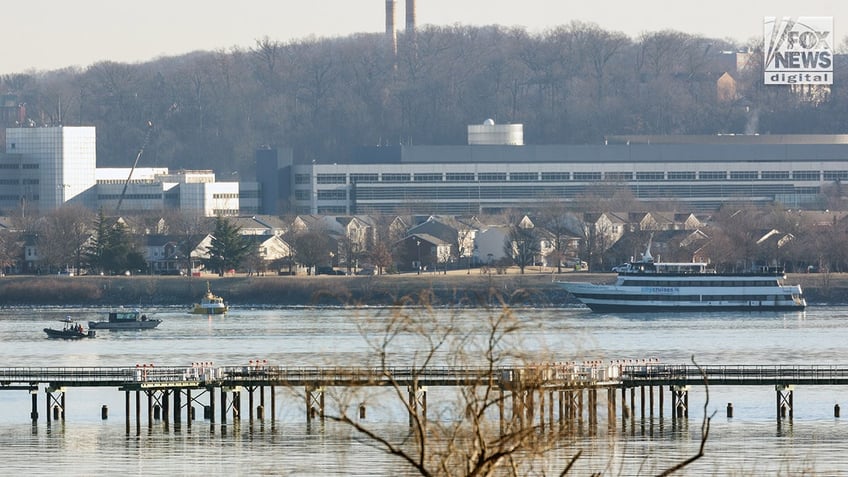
[0,306,847,474]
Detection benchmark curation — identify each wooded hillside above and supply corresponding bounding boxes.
[4,23,847,176]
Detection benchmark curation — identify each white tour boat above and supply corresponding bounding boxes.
[557,241,806,312]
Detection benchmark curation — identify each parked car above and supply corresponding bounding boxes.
[316,266,345,275]
[612,263,631,273]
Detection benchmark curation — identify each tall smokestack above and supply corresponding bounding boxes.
[405,0,416,33]
[386,0,397,56]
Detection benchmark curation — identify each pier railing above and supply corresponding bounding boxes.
[620,364,848,386]
[4,364,848,390]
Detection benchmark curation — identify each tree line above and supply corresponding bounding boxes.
[4,23,848,178]
[2,202,847,277]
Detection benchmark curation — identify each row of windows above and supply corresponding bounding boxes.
[349,184,812,201]
[212,209,239,216]
[311,170,838,184]
[212,193,239,199]
[579,293,793,301]
[317,206,346,214]
[97,193,162,200]
[317,190,347,200]
[0,194,39,201]
[620,280,780,287]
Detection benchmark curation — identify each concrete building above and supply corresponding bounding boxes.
[2,126,97,213]
[286,126,848,215]
[0,126,248,217]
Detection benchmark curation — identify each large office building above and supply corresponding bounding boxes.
[284,122,848,214]
[2,126,97,212]
[0,126,245,216]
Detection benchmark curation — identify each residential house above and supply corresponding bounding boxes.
[398,233,451,272]
[474,225,510,267]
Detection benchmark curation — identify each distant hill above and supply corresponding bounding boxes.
[3,24,844,177]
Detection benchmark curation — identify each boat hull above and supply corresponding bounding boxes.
[574,302,806,313]
[88,320,161,330]
[558,280,806,313]
[44,328,95,339]
[190,305,228,315]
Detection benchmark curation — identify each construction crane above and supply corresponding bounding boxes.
[115,120,154,212]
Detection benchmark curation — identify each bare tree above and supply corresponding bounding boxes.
[36,205,93,273]
[503,225,539,274]
[292,228,333,275]
[312,292,712,476]
[0,228,22,274]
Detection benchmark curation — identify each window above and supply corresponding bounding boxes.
[317,190,347,200]
[730,171,758,180]
[699,171,727,181]
[295,174,311,184]
[295,190,310,200]
[478,172,507,182]
[509,172,538,181]
[414,173,443,182]
[350,173,378,183]
[446,173,475,182]
[824,171,848,181]
[541,172,570,181]
[667,171,695,180]
[574,172,601,181]
[381,173,411,182]
[762,171,790,180]
[605,171,632,181]
[316,174,346,184]
[635,172,664,181]
[793,171,821,181]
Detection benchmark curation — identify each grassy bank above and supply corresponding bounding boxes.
[0,271,843,307]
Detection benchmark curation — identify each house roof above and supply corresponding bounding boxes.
[407,218,457,244]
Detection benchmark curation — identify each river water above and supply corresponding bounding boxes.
[1,305,848,475]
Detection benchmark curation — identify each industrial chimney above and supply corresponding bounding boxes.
[405,0,416,33]
[386,0,397,56]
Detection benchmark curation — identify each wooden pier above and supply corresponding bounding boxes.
[1,363,846,430]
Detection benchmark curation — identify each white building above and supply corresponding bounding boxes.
[3,126,96,212]
[0,126,245,217]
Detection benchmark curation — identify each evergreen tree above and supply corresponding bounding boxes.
[86,209,146,275]
[85,209,111,274]
[202,216,250,276]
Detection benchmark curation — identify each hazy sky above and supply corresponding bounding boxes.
[5,0,845,74]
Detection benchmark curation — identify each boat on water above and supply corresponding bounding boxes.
[557,240,807,312]
[88,309,161,330]
[44,317,96,339]
[190,282,228,314]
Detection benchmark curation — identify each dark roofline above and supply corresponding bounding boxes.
[606,134,848,145]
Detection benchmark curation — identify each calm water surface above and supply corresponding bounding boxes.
[1,305,848,475]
